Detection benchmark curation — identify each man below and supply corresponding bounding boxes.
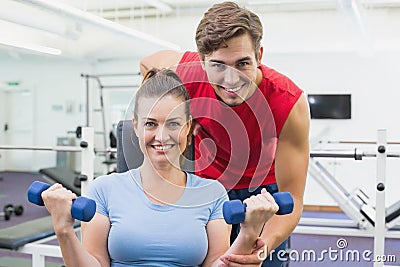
[140,2,310,266]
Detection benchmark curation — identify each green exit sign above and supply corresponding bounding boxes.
[7,81,20,86]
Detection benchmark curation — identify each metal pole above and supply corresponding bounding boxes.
[0,145,115,154]
[374,129,386,267]
[310,149,363,160]
[101,85,138,89]
[0,145,81,152]
[93,73,141,77]
[327,140,400,145]
[80,127,94,197]
[94,147,117,154]
[310,150,400,159]
[81,74,91,127]
[98,82,108,151]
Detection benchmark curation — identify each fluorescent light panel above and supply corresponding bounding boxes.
[0,0,79,39]
[17,0,180,51]
[0,38,62,55]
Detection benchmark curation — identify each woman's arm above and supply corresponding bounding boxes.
[202,189,278,267]
[42,184,111,267]
[201,219,231,267]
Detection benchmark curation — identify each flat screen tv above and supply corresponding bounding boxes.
[307,94,351,119]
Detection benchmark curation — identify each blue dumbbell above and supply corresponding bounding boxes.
[223,192,294,224]
[27,181,96,222]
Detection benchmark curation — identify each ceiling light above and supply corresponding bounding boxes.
[0,0,81,40]
[0,37,62,55]
[15,0,180,51]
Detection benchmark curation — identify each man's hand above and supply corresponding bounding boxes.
[218,238,265,267]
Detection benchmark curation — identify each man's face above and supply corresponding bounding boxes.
[203,33,262,106]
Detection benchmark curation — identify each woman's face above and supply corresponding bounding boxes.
[133,94,191,168]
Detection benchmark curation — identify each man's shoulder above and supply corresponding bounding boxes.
[260,64,291,82]
[176,52,208,91]
[179,51,201,64]
[259,64,302,95]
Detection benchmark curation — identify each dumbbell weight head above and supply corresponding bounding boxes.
[4,204,24,216]
[27,181,96,222]
[13,205,24,216]
[1,204,24,220]
[223,192,294,224]
[223,199,246,225]
[27,181,49,206]
[273,192,294,215]
[0,208,12,221]
[4,204,13,212]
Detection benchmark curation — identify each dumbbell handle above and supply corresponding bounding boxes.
[27,181,96,222]
[223,192,294,225]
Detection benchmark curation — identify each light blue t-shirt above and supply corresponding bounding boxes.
[86,168,228,267]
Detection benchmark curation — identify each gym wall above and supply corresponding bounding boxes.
[0,56,93,171]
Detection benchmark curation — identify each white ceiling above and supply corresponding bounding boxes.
[1,0,400,61]
[0,0,183,62]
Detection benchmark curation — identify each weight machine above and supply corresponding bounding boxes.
[80,72,140,173]
[0,128,109,267]
[296,129,400,267]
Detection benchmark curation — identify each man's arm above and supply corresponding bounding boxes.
[262,93,310,253]
[140,50,184,75]
[220,94,310,265]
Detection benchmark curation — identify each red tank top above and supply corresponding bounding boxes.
[176,52,302,189]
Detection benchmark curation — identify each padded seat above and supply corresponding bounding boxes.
[39,167,81,195]
[0,216,80,250]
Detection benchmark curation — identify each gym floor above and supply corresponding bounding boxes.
[0,171,399,267]
[290,211,400,266]
[0,171,64,267]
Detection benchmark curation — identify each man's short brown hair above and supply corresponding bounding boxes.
[195,1,263,60]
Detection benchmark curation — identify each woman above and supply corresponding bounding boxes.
[41,69,279,266]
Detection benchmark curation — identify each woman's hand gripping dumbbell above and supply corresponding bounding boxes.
[27,181,96,222]
[223,189,294,225]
